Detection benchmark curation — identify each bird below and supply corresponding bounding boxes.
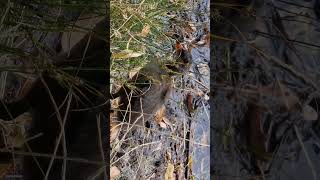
[113,60,172,128]
[112,41,190,129]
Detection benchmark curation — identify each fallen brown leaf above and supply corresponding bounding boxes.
[1,112,32,148]
[154,105,166,124]
[110,112,120,142]
[138,24,151,37]
[186,93,193,114]
[129,67,142,79]
[111,97,121,109]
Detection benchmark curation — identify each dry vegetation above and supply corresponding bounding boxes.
[110,0,210,179]
[212,0,320,179]
[0,0,106,179]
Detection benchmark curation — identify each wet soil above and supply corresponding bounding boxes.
[111,0,209,179]
[212,0,320,179]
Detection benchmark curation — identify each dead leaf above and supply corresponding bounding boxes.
[159,121,167,129]
[162,117,173,131]
[111,82,123,95]
[110,113,120,142]
[129,67,142,79]
[303,105,318,121]
[1,112,32,148]
[195,40,206,46]
[111,97,121,109]
[164,163,175,180]
[154,105,166,124]
[186,22,196,33]
[186,93,193,113]
[154,105,173,129]
[187,155,193,175]
[138,24,151,37]
[112,50,144,59]
[175,41,183,53]
[110,166,120,180]
[61,13,105,53]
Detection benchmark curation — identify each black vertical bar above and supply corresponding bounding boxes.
[105,0,111,179]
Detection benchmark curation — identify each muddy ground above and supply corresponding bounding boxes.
[111,0,210,179]
[212,0,320,179]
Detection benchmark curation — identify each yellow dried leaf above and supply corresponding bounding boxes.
[112,50,144,59]
[187,155,193,171]
[164,163,175,180]
[138,24,151,37]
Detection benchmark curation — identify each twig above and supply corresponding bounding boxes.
[39,75,70,180]
[294,125,317,180]
[0,148,103,165]
[96,113,108,179]
[111,141,160,165]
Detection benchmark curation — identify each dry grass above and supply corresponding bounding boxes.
[0,1,107,179]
